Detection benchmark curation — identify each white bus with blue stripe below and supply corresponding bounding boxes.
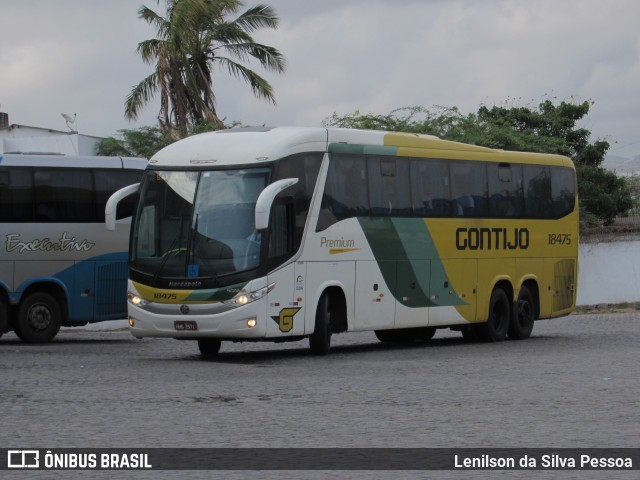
[0,154,146,342]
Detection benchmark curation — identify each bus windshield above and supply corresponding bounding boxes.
[131,167,271,281]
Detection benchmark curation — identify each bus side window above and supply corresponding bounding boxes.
[95,169,143,221]
[0,168,33,222]
[317,154,369,231]
[551,166,576,218]
[0,171,9,221]
[488,163,524,218]
[368,156,411,216]
[34,169,93,222]
[450,161,488,217]
[410,158,451,217]
[524,165,552,218]
[273,153,322,249]
[268,200,295,261]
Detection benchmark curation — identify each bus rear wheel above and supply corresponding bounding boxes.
[477,288,510,342]
[198,339,222,357]
[309,294,332,355]
[509,285,535,340]
[16,292,62,343]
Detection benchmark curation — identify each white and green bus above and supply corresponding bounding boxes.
[108,127,578,355]
[0,154,146,342]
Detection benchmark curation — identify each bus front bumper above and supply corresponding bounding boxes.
[127,301,268,340]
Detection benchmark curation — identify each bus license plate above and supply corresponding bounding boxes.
[174,321,198,331]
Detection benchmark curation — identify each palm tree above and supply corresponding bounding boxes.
[125,0,286,137]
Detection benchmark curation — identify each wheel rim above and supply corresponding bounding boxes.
[27,303,52,331]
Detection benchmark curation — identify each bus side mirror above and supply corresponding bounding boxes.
[105,183,140,231]
[255,178,299,230]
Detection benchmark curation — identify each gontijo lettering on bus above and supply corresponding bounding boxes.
[455,227,530,251]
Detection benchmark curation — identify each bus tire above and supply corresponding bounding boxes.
[198,339,222,357]
[509,285,535,340]
[309,294,331,355]
[16,292,62,343]
[478,288,510,342]
[375,329,395,343]
[0,295,8,339]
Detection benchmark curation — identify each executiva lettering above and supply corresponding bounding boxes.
[6,232,96,254]
[456,227,529,251]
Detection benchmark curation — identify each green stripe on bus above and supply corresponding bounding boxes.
[358,217,466,308]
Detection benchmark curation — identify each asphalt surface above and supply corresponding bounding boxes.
[1,312,639,480]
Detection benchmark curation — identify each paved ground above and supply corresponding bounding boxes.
[1,313,638,480]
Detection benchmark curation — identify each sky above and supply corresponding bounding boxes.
[1,0,639,160]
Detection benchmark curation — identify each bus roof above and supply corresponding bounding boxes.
[150,127,329,167]
[0,154,148,169]
[148,127,573,168]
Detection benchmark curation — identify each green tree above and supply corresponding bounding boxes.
[125,0,286,138]
[325,99,633,226]
[97,126,174,158]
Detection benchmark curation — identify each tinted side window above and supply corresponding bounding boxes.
[0,168,34,222]
[0,170,11,221]
[368,156,411,216]
[551,166,576,218]
[450,161,488,217]
[34,169,93,222]
[524,165,552,218]
[95,169,143,221]
[410,158,451,216]
[273,153,323,254]
[318,154,369,231]
[488,163,524,218]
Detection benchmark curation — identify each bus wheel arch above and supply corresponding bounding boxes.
[509,281,539,340]
[15,284,66,343]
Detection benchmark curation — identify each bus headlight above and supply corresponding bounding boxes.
[224,283,275,308]
[128,291,149,307]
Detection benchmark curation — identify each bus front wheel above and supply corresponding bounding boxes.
[309,294,331,355]
[198,339,222,357]
[16,292,62,343]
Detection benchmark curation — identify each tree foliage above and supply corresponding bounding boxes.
[125,0,286,138]
[324,99,633,226]
[96,126,174,158]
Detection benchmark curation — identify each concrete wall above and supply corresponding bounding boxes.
[578,237,640,305]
